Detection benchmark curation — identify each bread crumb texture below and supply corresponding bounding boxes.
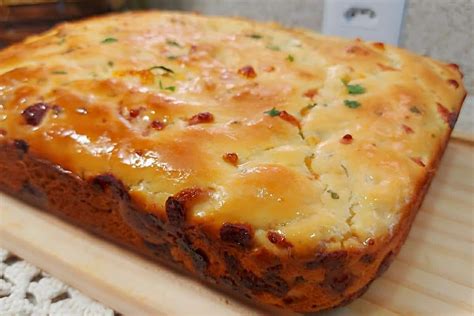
[0,11,465,255]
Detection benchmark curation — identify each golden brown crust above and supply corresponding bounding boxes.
[0,11,467,312]
[0,124,457,312]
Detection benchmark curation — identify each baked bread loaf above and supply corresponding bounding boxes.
[0,11,466,312]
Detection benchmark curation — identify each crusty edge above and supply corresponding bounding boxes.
[0,92,465,314]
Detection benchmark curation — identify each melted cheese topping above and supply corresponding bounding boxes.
[0,12,465,253]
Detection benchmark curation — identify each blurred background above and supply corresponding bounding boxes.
[0,0,472,93]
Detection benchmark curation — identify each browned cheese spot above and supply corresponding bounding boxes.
[188,112,214,125]
[267,231,293,248]
[222,152,239,166]
[150,120,166,130]
[372,42,385,50]
[448,63,463,78]
[129,108,141,118]
[410,157,426,167]
[165,196,186,227]
[263,65,275,72]
[220,223,254,248]
[165,188,207,227]
[447,79,459,89]
[437,102,457,129]
[402,124,414,134]
[346,45,370,56]
[22,102,50,126]
[305,250,348,270]
[377,63,398,71]
[303,88,318,99]
[340,134,353,144]
[237,65,257,79]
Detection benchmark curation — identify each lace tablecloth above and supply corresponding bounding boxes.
[0,248,115,315]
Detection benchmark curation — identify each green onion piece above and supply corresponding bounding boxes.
[264,107,281,117]
[410,106,421,114]
[166,39,181,47]
[344,100,361,109]
[149,66,174,74]
[328,190,339,199]
[347,84,366,94]
[266,45,281,51]
[159,80,176,92]
[101,37,118,44]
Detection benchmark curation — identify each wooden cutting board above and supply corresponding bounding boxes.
[0,139,473,316]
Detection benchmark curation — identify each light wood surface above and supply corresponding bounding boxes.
[0,140,473,316]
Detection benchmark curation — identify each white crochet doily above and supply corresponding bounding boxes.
[0,248,115,316]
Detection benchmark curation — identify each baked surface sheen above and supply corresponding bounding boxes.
[0,11,466,312]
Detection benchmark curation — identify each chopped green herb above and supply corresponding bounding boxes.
[328,190,339,199]
[298,130,305,139]
[347,84,366,95]
[300,103,317,115]
[101,37,118,44]
[166,39,181,47]
[107,61,114,67]
[159,80,176,92]
[167,55,178,60]
[341,164,349,177]
[266,44,281,51]
[247,34,263,39]
[264,107,281,117]
[57,37,66,45]
[344,100,361,109]
[341,79,366,95]
[286,54,295,62]
[149,65,174,74]
[51,70,67,75]
[410,106,421,114]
